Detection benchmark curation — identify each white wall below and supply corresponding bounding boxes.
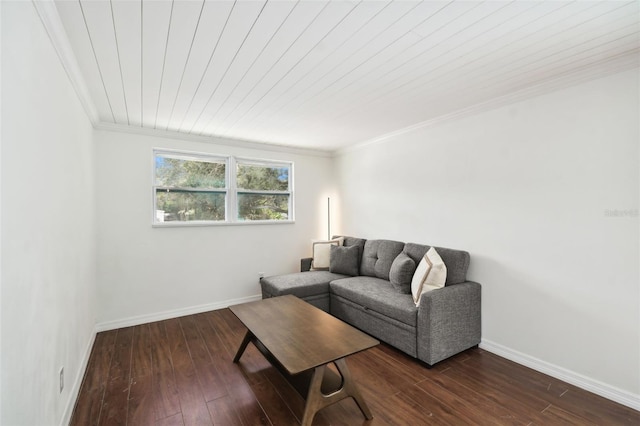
[335,70,639,404]
[1,2,97,425]
[0,2,4,422]
[94,130,335,325]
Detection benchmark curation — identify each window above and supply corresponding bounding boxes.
[236,159,291,221]
[154,151,227,223]
[153,149,293,225]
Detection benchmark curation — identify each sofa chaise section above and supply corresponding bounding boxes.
[260,270,347,312]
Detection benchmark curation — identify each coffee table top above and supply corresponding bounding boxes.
[230,295,379,375]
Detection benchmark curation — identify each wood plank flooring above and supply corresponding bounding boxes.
[71,308,640,425]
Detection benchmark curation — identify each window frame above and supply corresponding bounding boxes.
[152,149,294,227]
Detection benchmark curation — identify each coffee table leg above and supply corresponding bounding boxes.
[300,359,373,426]
[334,358,373,419]
[301,365,327,426]
[233,330,253,363]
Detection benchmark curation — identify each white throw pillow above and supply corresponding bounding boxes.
[411,255,432,303]
[311,238,343,270]
[411,247,447,305]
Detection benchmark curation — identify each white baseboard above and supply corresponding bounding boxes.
[60,326,97,426]
[480,339,640,411]
[95,294,262,332]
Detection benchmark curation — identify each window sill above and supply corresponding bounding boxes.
[152,220,295,228]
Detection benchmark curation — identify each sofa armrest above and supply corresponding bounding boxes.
[301,257,312,272]
[416,281,481,366]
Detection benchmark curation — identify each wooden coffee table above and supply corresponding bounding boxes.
[230,295,379,425]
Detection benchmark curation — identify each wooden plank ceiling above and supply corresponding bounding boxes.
[53,0,640,151]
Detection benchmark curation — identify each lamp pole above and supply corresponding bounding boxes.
[327,197,331,240]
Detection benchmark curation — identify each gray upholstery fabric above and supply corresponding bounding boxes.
[389,253,415,294]
[403,243,470,285]
[329,244,360,276]
[417,281,481,365]
[329,277,417,326]
[335,236,367,252]
[300,293,330,312]
[360,240,405,280]
[331,294,417,357]
[260,271,347,299]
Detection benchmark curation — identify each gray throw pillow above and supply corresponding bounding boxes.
[389,252,416,294]
[329,245,360,276]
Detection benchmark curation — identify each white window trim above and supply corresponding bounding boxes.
[152,149,294,227]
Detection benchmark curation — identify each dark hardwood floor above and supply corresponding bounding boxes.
[71,308,639,425]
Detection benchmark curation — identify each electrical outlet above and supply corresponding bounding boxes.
[59,367,64,393]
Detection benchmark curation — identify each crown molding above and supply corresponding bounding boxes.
[336,52,640,157]
[94,122,333,158]
[32,0,99,125]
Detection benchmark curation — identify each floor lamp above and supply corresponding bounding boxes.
[327,197,331,241]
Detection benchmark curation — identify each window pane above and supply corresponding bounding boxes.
[156,156,225,189]
[236,163,289,191]
[237,193,289,221]
[156,190,225,222]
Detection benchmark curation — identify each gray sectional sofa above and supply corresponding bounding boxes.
[260,236,481,366]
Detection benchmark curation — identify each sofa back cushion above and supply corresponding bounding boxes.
[389,252,415,294]
[329,244,361,276]
[337,236,367,252]
[361,239,405,280]
[403,243,470,285]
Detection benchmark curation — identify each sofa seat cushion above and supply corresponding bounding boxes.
[261,271,348,299]
[329,277,418,327]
